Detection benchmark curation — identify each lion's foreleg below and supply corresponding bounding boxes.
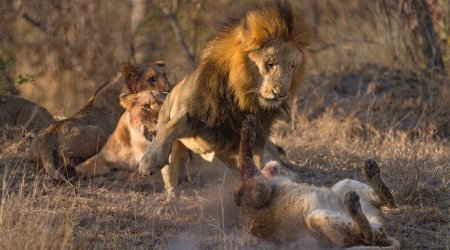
[160,140,189,203]
[138,110,195,176]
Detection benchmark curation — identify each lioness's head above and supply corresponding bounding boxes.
[121,61,171,94]
[120,90,167,140]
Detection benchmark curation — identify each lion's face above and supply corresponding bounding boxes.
[248,41,302,109]
[136,62,171,93]
[120,90,167,141]
[122,61,172,94]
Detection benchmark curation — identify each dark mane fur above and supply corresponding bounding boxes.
[188,1,308,150]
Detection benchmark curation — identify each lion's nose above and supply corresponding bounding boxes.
[272,89,287,99]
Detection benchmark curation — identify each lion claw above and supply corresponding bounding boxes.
[138,157,151,176]
[138,142,170,176]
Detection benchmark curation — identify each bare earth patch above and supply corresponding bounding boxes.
[1,66,449,249]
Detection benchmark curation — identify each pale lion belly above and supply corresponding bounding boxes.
[179,136,235,163]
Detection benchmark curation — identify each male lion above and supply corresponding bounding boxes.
[75,90,166,178]
[235,115,400,249]
[29,62,170,180]
[139,2,310,203]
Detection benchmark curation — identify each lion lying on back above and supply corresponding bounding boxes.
[235,115,400,249]
[138,2,310,204]
[29,62,170,180]
[75,90,166,177]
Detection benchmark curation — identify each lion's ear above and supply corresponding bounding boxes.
[120,62,140,93]
[150,90,168,104]
[153,60,165,68]
[119,92,137,111]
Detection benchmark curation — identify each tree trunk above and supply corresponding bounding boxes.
[130,0,147,63]
[411,0,445,73]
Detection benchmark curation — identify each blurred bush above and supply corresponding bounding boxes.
[0,0,448,115]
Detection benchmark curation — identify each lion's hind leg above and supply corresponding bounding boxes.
[345,191,376,245]
[60,125,107,160]
[39,139,65,180]
[307,192,378,247]
[306,209,357,248]
[362,159,395,208]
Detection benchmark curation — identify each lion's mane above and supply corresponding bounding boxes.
[189,1,310,147]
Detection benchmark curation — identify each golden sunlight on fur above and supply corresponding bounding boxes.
[138,1,310,206]
[75,90,166,178]
[235,115,400,249]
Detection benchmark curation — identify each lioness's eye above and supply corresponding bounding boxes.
[147,76,156,84]
[291,64,296,70]
[143,104,151,110]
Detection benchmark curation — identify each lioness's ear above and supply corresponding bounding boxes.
[150,90,168,104]
[153,60,165,68]
[120,62,140,93]
[119,92,137,111]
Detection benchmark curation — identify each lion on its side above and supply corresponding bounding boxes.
[0,95,55,134]
[139,2,310,203]
[29,62,170,180]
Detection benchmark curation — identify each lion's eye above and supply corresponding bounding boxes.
[143,104,151,110]
[291,64,296,70]
[265,62,274,70]
[147,76,156,84]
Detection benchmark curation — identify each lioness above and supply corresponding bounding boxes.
[0,95,55,134]
[75,90,166,177]
[29,62,170,180]
[138,2,310,202]
[235,115,400,249]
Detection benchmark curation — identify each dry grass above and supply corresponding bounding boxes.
[1,65,449,249]
[1,0,449,249]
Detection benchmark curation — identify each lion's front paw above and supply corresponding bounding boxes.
[138,154,155,176]
[138,147,169,176]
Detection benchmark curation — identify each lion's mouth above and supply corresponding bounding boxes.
[143,127,157,141]
[258,95,282,108]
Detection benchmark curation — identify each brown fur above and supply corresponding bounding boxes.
[235,115,400,249]
[75,90,166,178]
[138,2,310,203]
[0,95,55,134]
[29,62,170,180]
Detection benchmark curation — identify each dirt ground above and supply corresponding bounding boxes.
[0,65,449,249]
